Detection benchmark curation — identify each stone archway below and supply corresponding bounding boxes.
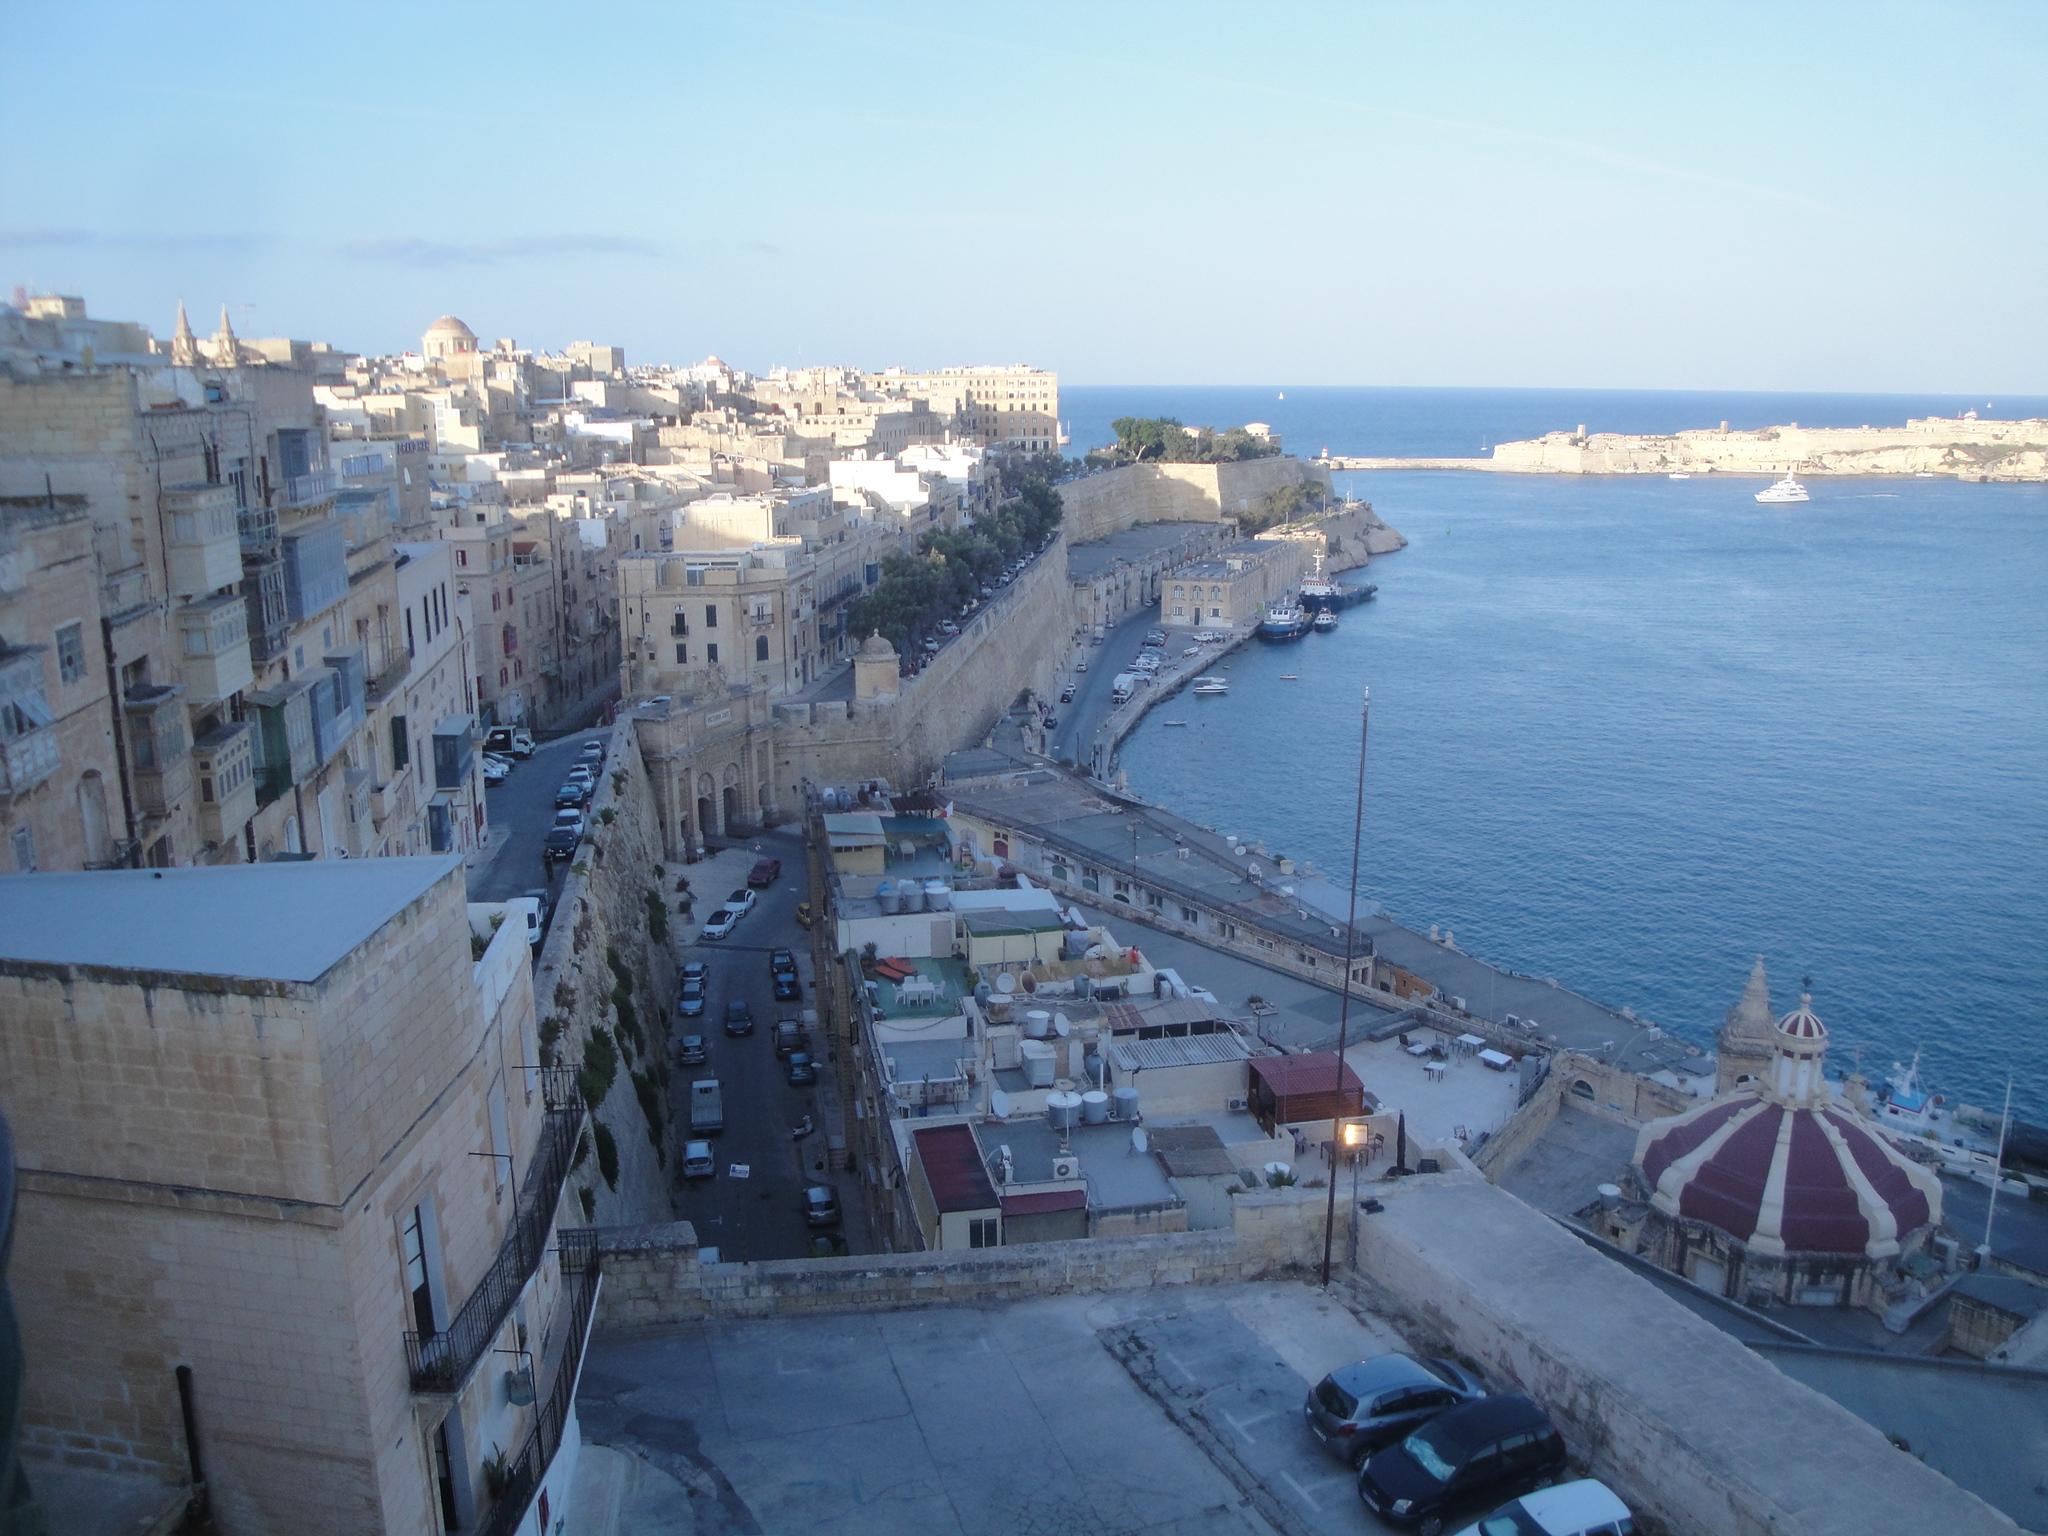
[720,763,742,833]
[695,772,718,840]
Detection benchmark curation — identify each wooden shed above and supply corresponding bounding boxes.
[1247,1051,1366,1135]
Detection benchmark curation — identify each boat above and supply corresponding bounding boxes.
[1297,552,1377,612]
[1279,673,1298,681]
[1256,603,1310,641]
[1191,676,1229,696]
[1755,474,1810,504]
[1277,390,1286,400]
[1312,610,1338,632]
[1668,471,1692,480]
[1162,719,1189,727]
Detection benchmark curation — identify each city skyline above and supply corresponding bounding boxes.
[4,2,2043,392]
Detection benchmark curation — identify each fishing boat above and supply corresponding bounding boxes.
[1298,552,1376,612]
[1191,676,1229,696]
[1256,603,1310,641]
[1161,719,1189,727]
[1279,673,1299,681]
[1668,471,1693,480]
[1312,609,1338,632]
[1755,474,1810,504]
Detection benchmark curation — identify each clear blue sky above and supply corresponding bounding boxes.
[4,1,2042,391]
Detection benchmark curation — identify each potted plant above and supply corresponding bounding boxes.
[482,1444,510,1500]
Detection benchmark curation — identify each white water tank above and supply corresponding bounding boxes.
[1047,1090,1083,1134]
[924,879,951,910]
[1112,1086,1141,1122]
[876,879,893,911]
[1020,1040,1056,1087]
[1024,1009,1052,1038]
[1081,1090,1110,1125]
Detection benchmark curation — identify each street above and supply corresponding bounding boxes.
[664,828,872,1262]
[1049,602,1161,769]
[469,731,606,909]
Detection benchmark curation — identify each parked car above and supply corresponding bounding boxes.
[678,1033,708,1065]
[794,900,813,929]
[769,947,798,975]
[683,1140,715,1178]
[520,887,552,947]
[700,909,739,942]
[774,1019,807,1058]
[1075,659,1088,672]
[723,999,754,1036]
[486,725,535,758]
[555,782,586,810]
[677,976,706,1017]
[1450,1479,1633,1536]
[773,969,801,1002]
[748,857,781,887]
[481,754,511,785]
[785,1050,817,1085]
[543,827,580,864]
[681,961,707,986]
[725,887,757,918]
[1304,1354,1485,1466]
[1042,712,1059,728]
[937,620,960,636]
[801,1185,841,1227]
[1357,1394,1567,1535]
[552,806,585,838]
[579,738,604,765]
[809,1232,850,1258]
[1060,685,1075,703]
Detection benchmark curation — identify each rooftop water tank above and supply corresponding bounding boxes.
[924,879,951,911]
[876,879,893,911]
[1024,1009,1052,1038]
[1020,1040,1056,1088]
[1112,1085,1141,1122]
[1047,1090,1083,1134]
[1081,1090,1110,1125]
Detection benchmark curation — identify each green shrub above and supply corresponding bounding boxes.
[631,1068,665,1151]
[573,1128,591,1171]
[646,890,668,943]
[578,1026,620,1108]
[599,806,617,826]
[594,1121,620,1190]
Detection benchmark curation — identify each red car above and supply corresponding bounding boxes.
[748,857,781,887]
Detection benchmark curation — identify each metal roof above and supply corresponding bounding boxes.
[1109,1034,1252,1072]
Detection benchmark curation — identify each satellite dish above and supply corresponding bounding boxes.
[1130,1126,1149,1155]
[990,1088,1013,1119]
[1053,1015,1071,1037]
[995,972,1017,994]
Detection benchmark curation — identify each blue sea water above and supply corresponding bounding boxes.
[1071,388,2048,1125]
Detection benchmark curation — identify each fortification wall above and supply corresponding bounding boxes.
[1483,416,2048,480]
[532,720,680,1227]
[1056,457,1333,542]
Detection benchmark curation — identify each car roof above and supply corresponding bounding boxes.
[685,1139,711,1154]
[1329,1353,1453,1397]
[1425,1394,1550,1450]
[804,1184,835,1199]
[1514,1480,1630,1532]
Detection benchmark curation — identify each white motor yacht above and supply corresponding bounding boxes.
[1755,474,1810,504]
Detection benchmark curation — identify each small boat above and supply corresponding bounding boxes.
[1162,720,1189,728]
[1755,474,1810,504]
[1668,471,1692,480]
[1312,610,1338,632]
[1191,676,1229,696]
[1256,603,1310,641]
[1279,673,1298,680]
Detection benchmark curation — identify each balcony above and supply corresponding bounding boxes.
[279,468,337,509]
[365,651,411,706]
[176,593,254,704]
[193,720,257,848]
[475,1229,601,1536]
[0,649,59,799]
[123,684,191,820]
[432,712,475,791]
[249,677,316,802]
[404,1079,583,1394]
[281,518,348,622]
[163,484,242,599]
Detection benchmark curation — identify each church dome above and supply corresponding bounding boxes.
[857,631,897,659]
[1776,996,1828,1046]
[1634,1094,1939,1259]
[425,314,476,341]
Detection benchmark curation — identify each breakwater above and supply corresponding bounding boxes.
[1327,413,2048,481]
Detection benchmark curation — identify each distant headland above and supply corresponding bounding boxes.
[1325,413,2048,482]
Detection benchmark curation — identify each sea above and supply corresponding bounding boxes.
[1065,386,2048,1126]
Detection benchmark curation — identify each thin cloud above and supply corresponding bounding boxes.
[0,227,266,253]
[342,234,667,267]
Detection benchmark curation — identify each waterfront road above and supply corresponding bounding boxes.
[664,828,873,1262]
[1049,603,1159,772]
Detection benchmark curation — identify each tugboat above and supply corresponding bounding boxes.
[1311,609,1338,633]
[1256,603,1310,641]
[1297,553,1377,611]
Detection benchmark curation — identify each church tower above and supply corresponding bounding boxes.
[1715,955,1775,1092]
[169,300,198,365]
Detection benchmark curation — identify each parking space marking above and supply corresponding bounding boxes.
[1220,1407,1272,1444]
[1159,1348,1198,1384]
[1280,1469,1348,1512]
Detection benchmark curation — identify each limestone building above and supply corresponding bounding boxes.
[1631,992,1943,1309]
[866,366,1060,455]
[0,857,598,1536]
[1160,539,1312,629]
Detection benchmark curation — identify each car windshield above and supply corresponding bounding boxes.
[1402,1426,1459,1483]
[1474,1510,1544,1536]
[1313,1377,1357,1417]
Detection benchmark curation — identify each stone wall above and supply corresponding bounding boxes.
[1350,1172,2016,1536]
[1055,458,1334,543]
[534,720,681,1227]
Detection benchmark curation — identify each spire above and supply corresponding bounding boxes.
[169,300,197,365]
[1722,954,1773,1044]
[213,303,238,364]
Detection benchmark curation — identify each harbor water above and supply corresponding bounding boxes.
[1071,388,2048,1124]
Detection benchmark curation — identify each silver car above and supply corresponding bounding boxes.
[1302,1352,1484,1466]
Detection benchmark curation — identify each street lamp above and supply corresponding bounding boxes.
[1319,687,1371,1289]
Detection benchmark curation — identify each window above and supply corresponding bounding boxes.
[10,825,33,873]
[968,1217,999,1248]
[499,666,508,686]
[56,623,86,684]
[706,643,718,664]
[1181,905,1199,923]
[400,1202,441,1335]
[457,548,468,566]
[392,715,409,770]
[755,635,769,662]
[492,590,500,611]
[675,642,687,664]
[404,609,416,657]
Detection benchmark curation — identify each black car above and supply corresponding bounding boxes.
[785,1050,817,1085]
[773,1019,807,1058]
[677,977,706,1018]
[773,970,801,1002]
[802,1185,841,1227]
[554,783,585,809]
[724,999,754,1036]
[1357,1394,1567,1535]
[678,1034,707,1065]
[1303,1353,1485,1466]
[768,948,798,975]
[543,827,580,863]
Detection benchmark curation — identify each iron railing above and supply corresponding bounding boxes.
[475,1230,600,1536]
[403,1101,583,1392]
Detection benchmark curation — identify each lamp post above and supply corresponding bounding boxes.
[1320,686,1370,1290]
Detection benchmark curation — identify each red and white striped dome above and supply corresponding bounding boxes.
[1776,997,1828,1044]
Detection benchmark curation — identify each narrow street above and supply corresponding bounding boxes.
[1050,603,1160,771]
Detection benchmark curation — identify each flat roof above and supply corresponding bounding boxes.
[913,1123,999,1213]
[1250,1050,1364,1100]
[0,857,460,984]
[1109,1034,1252,1072]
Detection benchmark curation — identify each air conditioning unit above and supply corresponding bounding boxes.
[1226,1095,1249,1113]
[1051,1155,1080,1180]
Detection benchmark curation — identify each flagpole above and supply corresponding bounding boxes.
[1321,686,1370,1289]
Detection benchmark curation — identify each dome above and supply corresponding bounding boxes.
[425,314,476,340]
[1634,1093,1939,1260]
[857,631,897,659]
[1776,994,1828,1046]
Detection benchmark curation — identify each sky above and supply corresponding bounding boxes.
[3,1,2043,391]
